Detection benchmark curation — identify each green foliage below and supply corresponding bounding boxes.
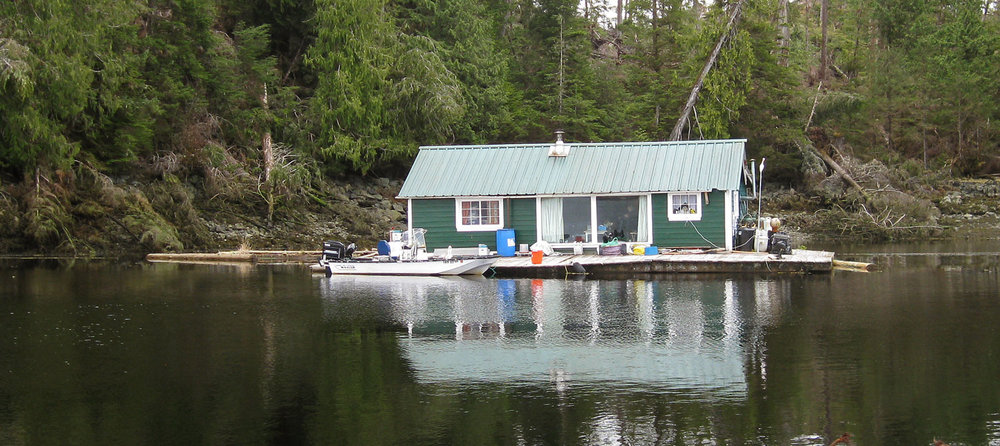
[699,27,754,139]
[210,23,279,149]
[500,0,604,141]
[394,0,521,143]
[1,0,999,253]
[825,0,1000,174]
[0,1,88,172]
[24,184,72,247]
[0,38,33,99]
[388,35,465,142]
[306,0,395,174]
[872,0,929,45]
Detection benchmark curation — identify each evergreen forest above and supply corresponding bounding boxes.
[1,0,999,253]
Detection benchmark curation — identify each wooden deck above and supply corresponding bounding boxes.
[146,248,837,277]
[491,249,835,278]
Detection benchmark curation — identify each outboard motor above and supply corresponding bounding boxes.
[769,233,792,257]
[321,241,345,263]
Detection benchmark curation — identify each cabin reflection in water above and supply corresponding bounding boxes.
[319,275,791,395]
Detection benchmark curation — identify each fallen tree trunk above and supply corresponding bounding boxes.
[794,138,870,202]
[804,82,822,132]
[669,0,746,141]
[812,146,870,202]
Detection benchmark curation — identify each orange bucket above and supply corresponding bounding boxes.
[531,250,543,264]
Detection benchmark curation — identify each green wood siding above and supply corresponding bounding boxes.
[411,198,536,251]
[652,190,727,248]
[508,198,536,248]
[415,192,732,250]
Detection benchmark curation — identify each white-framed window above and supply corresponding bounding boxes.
[538,194,650,244]
[667,192,702,221]
[455,198,504,231]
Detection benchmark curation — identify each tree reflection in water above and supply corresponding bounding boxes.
[2,255,999,445]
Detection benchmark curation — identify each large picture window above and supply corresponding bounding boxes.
[455,199,503,231]
[540,195,649,243]
[597,196,648,242]
[668,193,702,221]
[540,196,590,243]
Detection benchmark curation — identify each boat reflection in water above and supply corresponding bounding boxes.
[319,275,791,397]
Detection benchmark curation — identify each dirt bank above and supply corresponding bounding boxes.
[0,173,407,256]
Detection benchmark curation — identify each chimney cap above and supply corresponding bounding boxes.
[549,130,569,157]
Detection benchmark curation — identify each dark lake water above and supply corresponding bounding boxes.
[2,240,1000,445]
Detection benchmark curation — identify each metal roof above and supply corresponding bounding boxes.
[397,139,746,198]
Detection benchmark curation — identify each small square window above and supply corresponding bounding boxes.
[668,193,702,221]
[455,199,504,231]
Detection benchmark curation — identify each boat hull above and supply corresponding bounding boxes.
[324,257,497,276]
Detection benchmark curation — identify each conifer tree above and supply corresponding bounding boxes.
[306,0,396,174]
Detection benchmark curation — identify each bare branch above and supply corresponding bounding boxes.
[669,0,746,141]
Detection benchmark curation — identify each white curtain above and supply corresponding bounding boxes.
[637,195,649,242]
[540,197,564,242]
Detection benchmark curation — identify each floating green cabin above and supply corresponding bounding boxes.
[397,136,751,253]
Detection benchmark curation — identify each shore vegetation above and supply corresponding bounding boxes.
[1,0,998,254]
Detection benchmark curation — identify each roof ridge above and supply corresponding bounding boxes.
[419,139,747,150]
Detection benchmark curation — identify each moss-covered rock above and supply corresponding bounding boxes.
[0,188,24,252]
[139,226,184,252]
[24,186,72,247]
[143,175,212,249]
[117,187,184,252]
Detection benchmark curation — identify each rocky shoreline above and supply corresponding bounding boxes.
[773,178,1000,247]
[0,174,409,256]
[1,173,997,257]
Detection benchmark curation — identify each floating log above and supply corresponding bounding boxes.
[147,252,254,262]
[146,250,321,264]
[832,259,877,272]
[146,249,381,265]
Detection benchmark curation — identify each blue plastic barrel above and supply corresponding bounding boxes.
[496,229,516,257]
